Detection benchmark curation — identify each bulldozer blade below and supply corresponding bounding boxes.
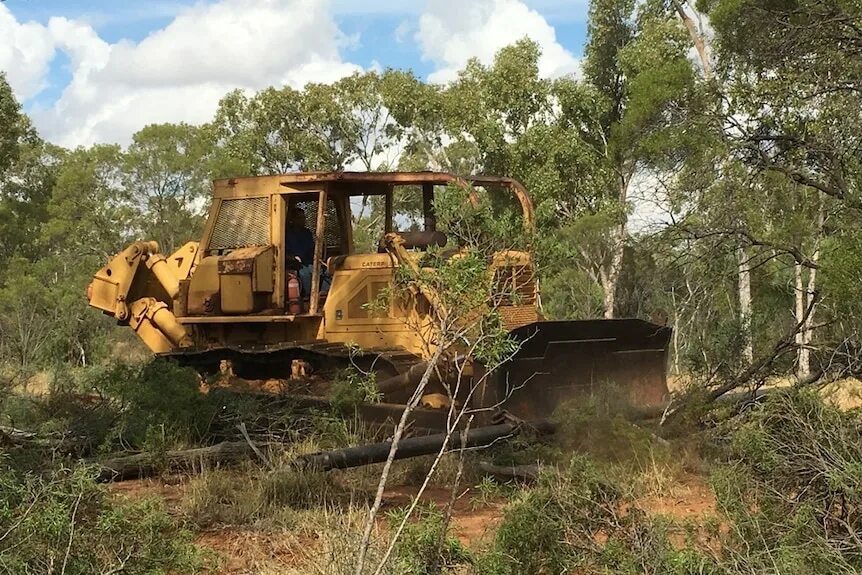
[480,319,671,421]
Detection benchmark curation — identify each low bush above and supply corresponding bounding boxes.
[474,455,715,575]
[550,388,668,464]
[89,359,217,451]
[0,462,205,574]
[386,503,471,574]
[331,367,381,411]
[4,359,219,457]
[711,389,862,573]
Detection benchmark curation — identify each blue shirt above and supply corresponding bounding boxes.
[286,227,314,264]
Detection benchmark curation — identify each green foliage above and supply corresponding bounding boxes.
[0,139,57,270]
[0,72,25,176]
[43,144,134,259]
[551,390,664,463]
[213,71,409,175]
[124,123,211,253]
[0,463,205,574]
[392,246,518,366]
[476,455,711,575]
[820,227,862,330]
[20,360,217,455]
[0,256,117,371]
[540,264,605,319]
[470,476,515,509]
[711,389,862,573]
[331,367,381,410]
[89,360,216,451]
[386,503,470,575]
[433,183,527,253]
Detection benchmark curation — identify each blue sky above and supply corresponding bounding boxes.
[1,0,590,146]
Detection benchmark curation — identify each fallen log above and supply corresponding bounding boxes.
[291,420,555,472]
[97,440,267,482]
[97,420,556,482]
[0,425,88,453]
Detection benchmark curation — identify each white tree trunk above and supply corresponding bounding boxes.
[802,256,818,373]
[672,0,712,80]
[602,222,625,319]
[737,247,753,365]
[794,262,807,377]
[671,287,681,375]
[795,203,823,380]
[794,262,818,379]
[602,178,630,320]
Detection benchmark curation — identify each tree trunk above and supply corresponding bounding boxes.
[795,202,824,380]
[292,421,553,472]
[737,246,753,365]
[602,178,630,319]
[672,0,712,80]
[97,441,261,482]
[802,258,817,374]
[602,223,625,319]
[671,287,681,375]
[795,262,807,378]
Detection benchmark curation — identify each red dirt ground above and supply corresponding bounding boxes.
[637,472,715,520]
[109,471,716,573]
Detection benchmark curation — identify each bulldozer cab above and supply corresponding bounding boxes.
[199,172,533,319]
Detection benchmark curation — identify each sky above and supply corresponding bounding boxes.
[0,0,590,148]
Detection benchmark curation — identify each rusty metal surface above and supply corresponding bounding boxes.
[480,319,672,419]
[218,246,270,274]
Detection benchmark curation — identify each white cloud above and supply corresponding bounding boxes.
[4,0,362,147]
[394,19,412,43]
[0,5,56,100]
[417,0,579,84]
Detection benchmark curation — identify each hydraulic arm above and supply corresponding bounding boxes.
[87,241,198,353]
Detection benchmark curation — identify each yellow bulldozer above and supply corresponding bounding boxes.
[86,171,670,432]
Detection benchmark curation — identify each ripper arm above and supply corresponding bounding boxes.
[86,241,198,353]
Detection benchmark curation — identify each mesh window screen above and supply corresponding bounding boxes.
[291,199,341,247]
[210,197,270,249]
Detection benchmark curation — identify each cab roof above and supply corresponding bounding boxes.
[214,171,523,187]
[211,171,534,230]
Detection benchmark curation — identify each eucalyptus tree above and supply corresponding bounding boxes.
[577,0,696,318]
[212,74,399,176]
[212,87,309,174]
[124,123,212,254]
[0,144,134,369]
[0,73,24,177]
[42,145,132,262]
[692,0,862,379]
[0,137,60,272]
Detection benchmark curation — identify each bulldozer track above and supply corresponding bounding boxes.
[162,341,422,381]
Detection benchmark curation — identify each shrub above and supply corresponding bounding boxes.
[92,359,216,451]
[386,503,471,575]
[476,455,714,575]
[0,462,205,574]
[711,389,862,573]
[331,367,381,411]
